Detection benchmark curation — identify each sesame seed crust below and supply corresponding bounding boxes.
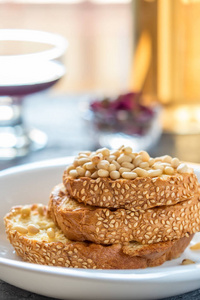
[49,184,200,245]
[4,204,193,269]
[63,173,198,211]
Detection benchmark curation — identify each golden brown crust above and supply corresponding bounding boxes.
[4,204,193,269]
[49,184,200,245]
[63,172,198,211]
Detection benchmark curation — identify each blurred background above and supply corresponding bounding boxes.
[0,0,133,94]
[1,0,200,168]
[1,0,199,101]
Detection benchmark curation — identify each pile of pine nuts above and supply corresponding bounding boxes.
[66,146,192,179]
[12,205,56,238]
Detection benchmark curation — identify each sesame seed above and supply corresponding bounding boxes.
[81,188,85,195]
[125,184,129,190]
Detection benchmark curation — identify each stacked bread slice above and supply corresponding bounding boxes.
[4,146,200,269]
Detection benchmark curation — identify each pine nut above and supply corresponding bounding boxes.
[134,155,142,167]
[79,153,89,158]
[148,169,162,177]
[21,206,31,218]
[79,151,91,156]
[37,220,50,229]
[119,167,131,174]
[134,167,149,177]
[13,225,28,234]
[129,153,136,160]
[69,170,78,178]
[122,172,137,179]
[117,145,124,150]
[86,151,92,155]
[121,162,135,169]
[112,160,121,170]
[47,228,55,239]
[77,157,91,165]
[190,242,200,250]
[84,162,95,170]
[161,164,170,170]
[66,165,75,173]
[177,163,188,174]
[27,224,39,234]
[85,170,91,177]
[47,222,55,229]
[122,146,132,155]
[97,160,110,170]
[110,150,120,157]
[106,155,117,163]
[139,151,150,162]
[159,162,171,167]
[117,154,132,164]
[164,166,174,175]
[155,157,162,162]
[97,169,109,177]
[110,170,120,179]
[96,147,110,156]
[76,166,85,176]
[162,155,172,163]
[37,204,44,216]
[91,171,98,179]
[181,259,195,265]
[91,154,103,164]
[73,159,79,167]
[153,163,164,170]
[171,157,180,168]
[108,164,117,172]
[149,158,155,166]
[139,162,149,169]
[101,148,110,156]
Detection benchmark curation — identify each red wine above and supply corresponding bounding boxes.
[0,60,65,96]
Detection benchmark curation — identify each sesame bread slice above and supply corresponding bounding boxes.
[49,184,200,245]
[4,204,193,269]
[63,172,198,211]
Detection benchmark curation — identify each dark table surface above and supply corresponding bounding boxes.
[1,92,200,300]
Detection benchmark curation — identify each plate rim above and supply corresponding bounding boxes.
[1,255,200,283]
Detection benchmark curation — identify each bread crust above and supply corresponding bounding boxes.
[49,184,200,245]
[4,204,193,269]
[63,172,198,211]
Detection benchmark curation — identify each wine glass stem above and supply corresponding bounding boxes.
[0,96,23,127]
[0,96,48,159]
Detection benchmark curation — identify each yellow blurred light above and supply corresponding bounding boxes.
[174,107,190,122]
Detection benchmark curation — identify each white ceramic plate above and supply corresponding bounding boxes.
[1,158,200,300]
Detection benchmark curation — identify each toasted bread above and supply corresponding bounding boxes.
[4,204,193,269]
[63,147,198,211]
[49,184,200,245]
[63,173,198,211]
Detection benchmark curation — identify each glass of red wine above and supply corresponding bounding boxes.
[0,29,68,160]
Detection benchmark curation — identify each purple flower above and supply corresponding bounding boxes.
[89,92,156,135]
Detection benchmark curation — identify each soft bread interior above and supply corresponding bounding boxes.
[5,205,68,243]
